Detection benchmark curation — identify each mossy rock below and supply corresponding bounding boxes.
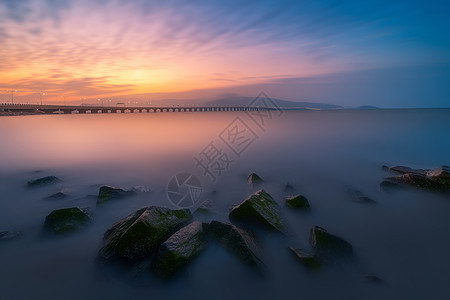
[155,221,206,278]
[28,176,61,187]
[45,207,91,234]
[229,189,285,232]
[204,221,264,269]
[289,246,320,269]
[97,186,137,204]
[286,195,310,209]
[97,206,192,262]
[309,226,352,259]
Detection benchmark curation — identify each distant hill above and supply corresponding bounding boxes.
[353,105,380,110]
[207,96,343,110]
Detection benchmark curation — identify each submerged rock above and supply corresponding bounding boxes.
[97,186,136,204]
[379,180,402,192]
[229,189,285,232]
[45,207,91,234]
[97,206,192,262]
[43,191,68,200]
[247,173,263,186]
[285,195,310,209]
[387,166,428,175]
[132,185,152,193]
[363,275,387,285]
[0,231,22,241]
[195,199,214,214]
[344,186,376,204]
[204,221,263,268]
[155,221,206,278]
[28,176,61,187]
[309,226,353,259]
[284,182,295,192]
[289,246,320,269]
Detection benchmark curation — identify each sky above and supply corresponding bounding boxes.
[0,0,449,107]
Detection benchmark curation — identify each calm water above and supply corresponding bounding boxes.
[0,109,449,300]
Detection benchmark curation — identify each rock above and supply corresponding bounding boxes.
[229,189,285,232]
[43,191,68,200]
[204,221,263,268]
[344,186,376,204]
[388,165,428,175]
[97,186,136,204]
[309,226,353,259]
[288,247,320,269]
[385,173,448,192]
[363,275,387,285]
[284,182,295,192]
[285,195,310,209]
[45,207,91,234]
[97,206,192,262]
[427,166,450,186]
[154,221,206,278]
[382,165,450,193]
[28,176,61,187]
[379,180,402,192]
[132,185,152,193]
[381,165,390,172]
[247,173,263,186]
[0,231,22,241]
[195,199,214,214]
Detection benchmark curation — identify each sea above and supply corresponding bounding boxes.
[0,109,449,299]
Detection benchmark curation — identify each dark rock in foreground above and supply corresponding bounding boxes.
[28,176,61,187]
[229,189,285,232]
[45,207,91,234]
[205,221,264,268]
[0,231,22,241]
[97,186,137,204]
[286,195,310,209]
[97,206,192,262]
[247,173,263,186]
[289,246,320,269]
[155,221,206,278]
[309,226,353,259]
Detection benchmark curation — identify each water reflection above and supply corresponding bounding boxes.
[0,109,449,299]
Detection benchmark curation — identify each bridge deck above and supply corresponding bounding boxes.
[0,103,278,115]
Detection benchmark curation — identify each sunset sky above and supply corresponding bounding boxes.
[1,0,449,107]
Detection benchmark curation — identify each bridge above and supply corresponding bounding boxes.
[0,103,279,115]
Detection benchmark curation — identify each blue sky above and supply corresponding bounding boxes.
[0,0,449,107]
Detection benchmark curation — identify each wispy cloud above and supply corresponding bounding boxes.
[0,0,449,106]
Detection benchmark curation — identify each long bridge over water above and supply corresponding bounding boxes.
[0,103,280,115]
